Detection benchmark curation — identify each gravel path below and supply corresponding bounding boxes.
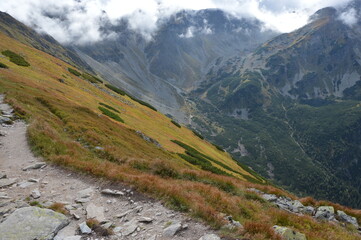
[0,95,220,240]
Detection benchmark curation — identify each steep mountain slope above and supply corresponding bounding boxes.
[0,11,92,72]
[1,12,361,240]
[191,5,361,208]
[73,9,276,121]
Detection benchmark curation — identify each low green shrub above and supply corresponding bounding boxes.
[212,143,225,152]
[82,73,103,83]
[2,50,30,67]
[192,130,204,139]
[105,84,127,95]
[68,67,81,77]
[0,62,8,69]
[105,84,157,111]
[171,120,181,128]
[98,106,124,123]
[99,102,120,113]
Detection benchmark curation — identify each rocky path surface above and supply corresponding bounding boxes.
[0,94,220,240]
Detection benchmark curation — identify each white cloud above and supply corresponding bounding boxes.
[339,8,358,26]
[0,0,356,44]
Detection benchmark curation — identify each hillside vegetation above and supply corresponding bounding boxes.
[0,32,361,239]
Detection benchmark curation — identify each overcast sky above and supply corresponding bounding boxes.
[0,0,355,44]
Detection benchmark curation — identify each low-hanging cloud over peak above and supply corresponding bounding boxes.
[0,0,356,45]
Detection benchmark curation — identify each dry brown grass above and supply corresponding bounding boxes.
[48,202,69,215]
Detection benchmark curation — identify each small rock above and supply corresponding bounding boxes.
[22,162,47,171]
[134,206,143,213]
[31,188,41,199]
[116,210,132,218]
[75,198,90,204]
[199,234,221,240]
[101,188,125,196]
[163,222,182,237]
[18,181,35,189]
[122,222,138,236]
[86,203,106,222]
[0,116,12,125]
[0,130,7,136]
[301,206,315,215]
[273,225,307,240]
[79,222,92,234]
[0,178,17,188]
[101,222,113,229]
[138,217,153,223]
[72,212,81,220]
[0,192,10,199]
[77,188,93,199]
[113,226,122,233]
[0,173,6,179]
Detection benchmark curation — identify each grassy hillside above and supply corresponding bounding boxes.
[0,32,360,239]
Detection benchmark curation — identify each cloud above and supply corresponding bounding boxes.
[0,0,356,44]
[339,8,358,26]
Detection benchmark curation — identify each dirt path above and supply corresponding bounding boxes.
[0,95,219,240]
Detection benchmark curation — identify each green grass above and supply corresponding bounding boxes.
[171,120,181,128]
[0,62,8,69]
[99,102,120,113]
[68,67,81,77]
[98,106,124,123]
[1,50,30,66]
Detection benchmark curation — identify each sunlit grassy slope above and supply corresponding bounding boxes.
[1,32,361,239]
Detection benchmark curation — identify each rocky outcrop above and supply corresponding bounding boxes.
[0,207,69,240]
[273,225,307,240]
[258,191,360,230]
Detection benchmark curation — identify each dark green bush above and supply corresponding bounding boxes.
[0,62,8,69]
[171,120,181,128]
[212,143,225,152]
[128,95,157,111]
[105,84,157,111]
[68,67,81,77]
[2,50,30,67]
[99,102,120,113]
[82,73,103,83]
[98,106,124,123]
[105,84,127,95]
[192,130,204,139]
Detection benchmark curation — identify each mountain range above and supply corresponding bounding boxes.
[1,1,361,209]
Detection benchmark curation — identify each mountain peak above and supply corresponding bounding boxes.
[309,7,337,22]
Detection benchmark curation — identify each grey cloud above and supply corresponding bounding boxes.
[0,0,356,45]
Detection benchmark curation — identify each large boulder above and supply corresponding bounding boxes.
[273,225,307,240]
[0,207,69,240]
[337,210,359,228]
[315,206,335,221]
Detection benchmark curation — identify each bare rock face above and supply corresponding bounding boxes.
[0,207,69,240]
